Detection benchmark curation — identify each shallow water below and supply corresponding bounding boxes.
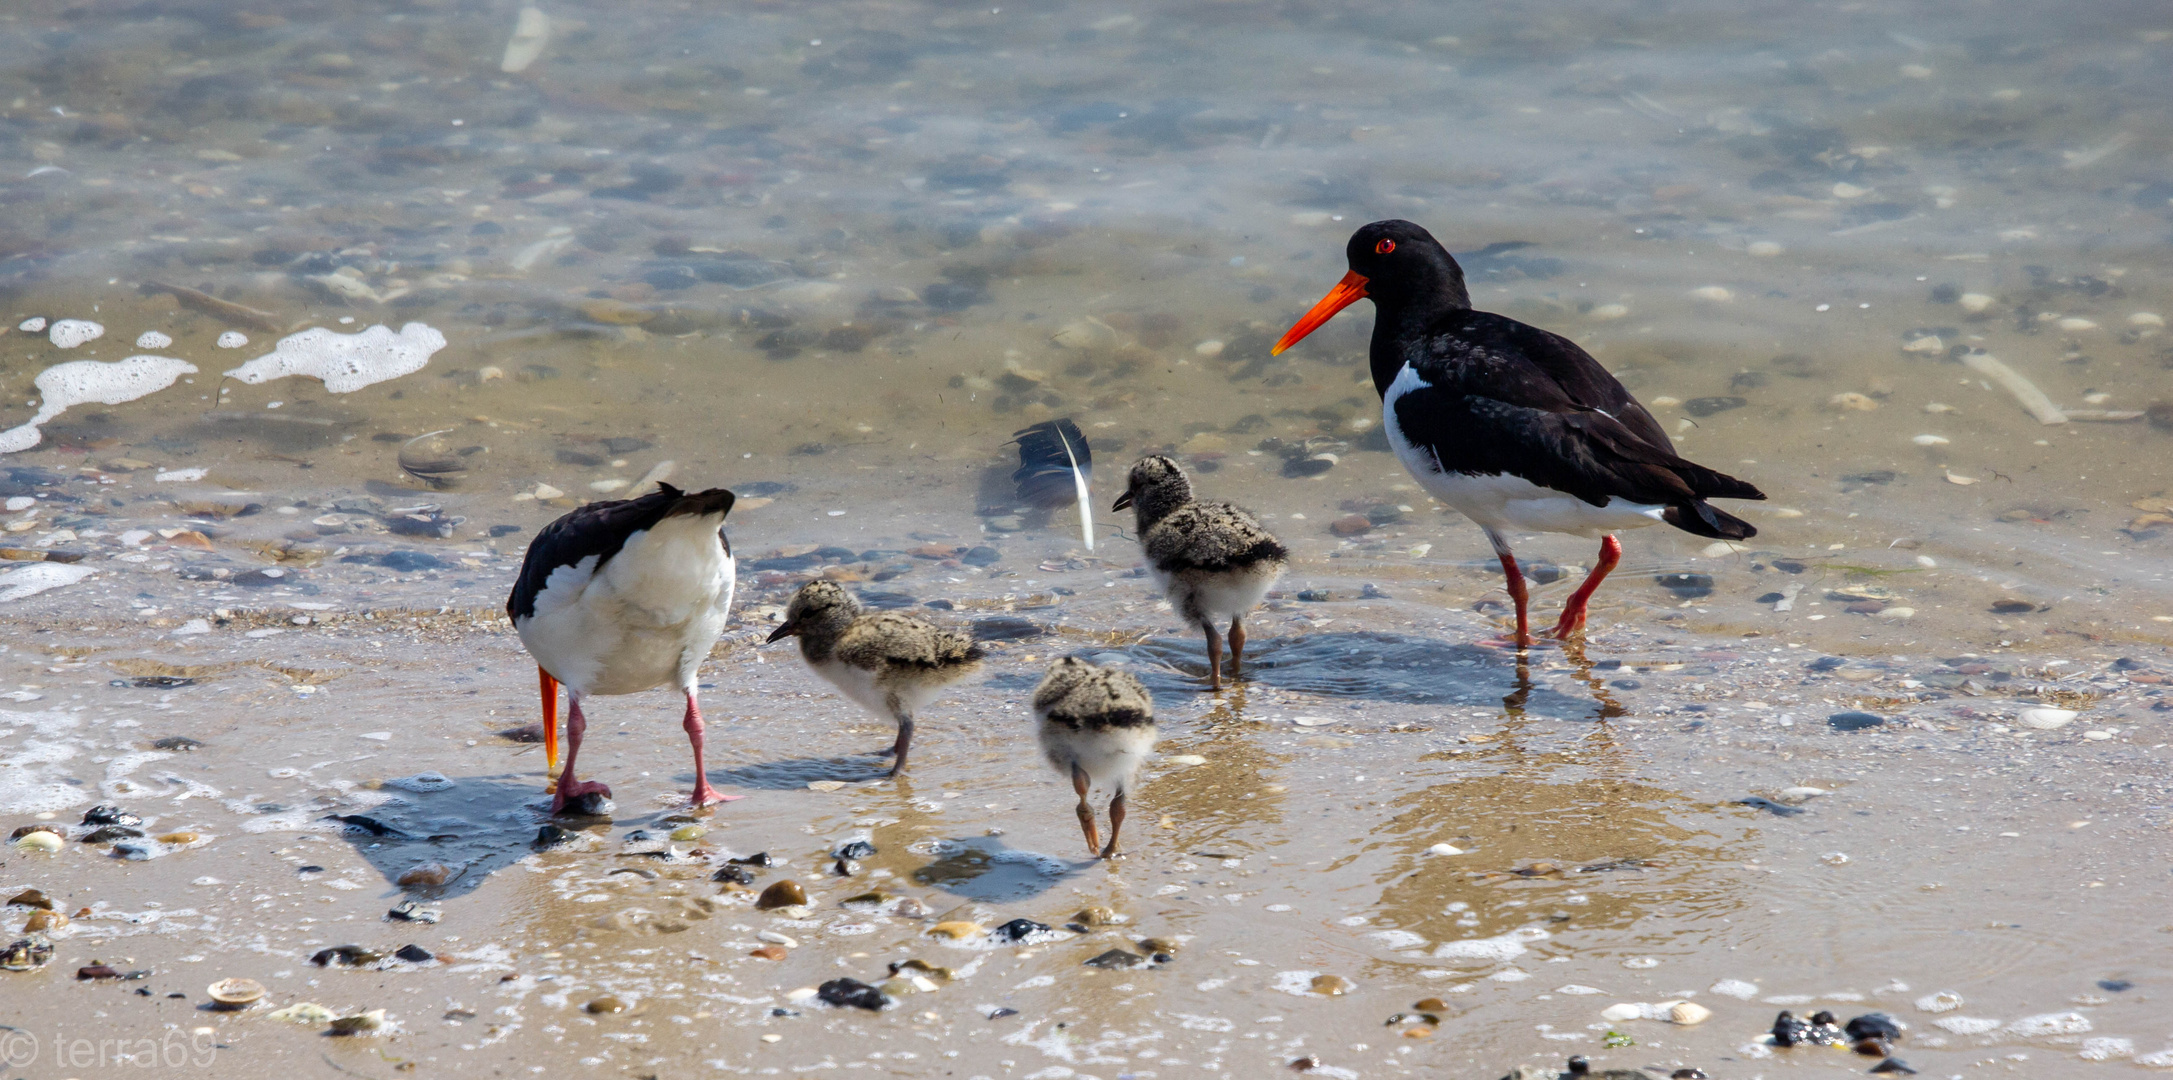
[1,0,2170,1076]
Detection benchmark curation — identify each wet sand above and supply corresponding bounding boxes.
[2,0,2171,1075]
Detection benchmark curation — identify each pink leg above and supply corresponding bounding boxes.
[682,691,741,807]
[551,695,613,814]
[1486,529,1533,648]
[1550,535,1622,640]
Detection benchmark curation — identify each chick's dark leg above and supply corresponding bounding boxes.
[1227,616,1248,679]
[1071,763,1101,856]
[885,695,915,777]
[1100,790,1128,860]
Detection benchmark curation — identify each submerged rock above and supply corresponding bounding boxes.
[817,977,887,1011]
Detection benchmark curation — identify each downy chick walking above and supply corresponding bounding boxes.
[765,581,983,776]
[1033,657,1156,859]
[1115,455,1288,690]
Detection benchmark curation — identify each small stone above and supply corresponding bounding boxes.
[83,825,144,844]
[77,963,124,980]
[713,864,755,885]
[750,945,787,961]
[890,958,954,981]
[156,831,200,846]
[329,1009,386,1034]
[962,545,1002,567]
[1601,1002,1642,1022]
[22,910,67,932]
[817,977,887,1010]
[311,945,382,967]
[928,921,982,939]
[1428,843,1464,856]
[1847,1013,1903,1043]
[1829,392,1880,412]
[1330,514,1373,536]
[993,917,1050,943]
[1413,997,1448,1012]
[1828,711,1886,732]
[387,900,441,923]
[397,862,460,887]
[1,935,53,971]
[1138,937,1180,957]
[1310,974,1354,996]
[670,825,706,842]
[834,839,877,860]
[83,805,143,827]
[7,889,54,910]
[584,996,627,1014]
[756,880,808,910]
[1084,949,1145,969]
[1869,1059,1917,1075]
[394,944,434,963]
[13,831,62,853]
[730,851,776,866]
[1073,906,1120,926]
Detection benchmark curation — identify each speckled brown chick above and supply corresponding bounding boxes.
[1033,656,1157,859]
[765,580,984,775]
[1113,455,1288,691]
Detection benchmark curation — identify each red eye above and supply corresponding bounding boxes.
[1374,238,1396,255]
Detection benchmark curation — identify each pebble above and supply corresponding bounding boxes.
[750,946,787,961]
[330,1010,387,1034]
[1073,906,1121,926]
[993,918,1051,943]
[1,935,53,971]
[1828,711,1887,732]
[1869,1059,1917,1075]
[7,888,53,910]
[1195,339,1226,357]
[817,977,887,1010]
[1310,974,1354,996]
[397,862,461,887]
[1959,292,1993,313]
[394,944,434,963]
[83,804,143,827]
[928,921,982,939]
[584,996,627,1014]
[756,880,808,909]
[1828,392,1879,411]
[1911,434,1949,445]
[2130,312,2165,327]
[22,910,66,932]
[1085,949,1145,969]
[1689,286,1734,302]
[834,839,877,860]
[1330,514,1373,536]
[312,945,383,967]
[712,864,755,885]
[1428,843,1465,856]
[758,930,799,947]
[268,1002,338,1025]
[387,900,441,923]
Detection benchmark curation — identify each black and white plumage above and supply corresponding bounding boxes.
[764,580,984,776]
[1113,455,1288,691]
[1009,417,1094,549]
[1032,656,1155,859]
[1272,219,1765,645]
[506,483,737,812]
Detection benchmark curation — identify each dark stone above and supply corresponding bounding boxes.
[970,615,1044,641]
[394,944,434,963]
[834,840,877,860]
[380,550,449,572]
[961,546,1002,567]
[2097,979,2133,992]
[1757,592,1786,603]
[1655,572,1713,597]
[83,826,145,843]
[1807,655,1846,671]
[311,945,381,967]
[712,864,754,885]
[1731,371,1770,389]
[1828,711,1886,732]
[1281,455,1336,479]
[1296,589,1332,602]
[1737,796,1805,817]
[533,825,580,851]
[924,599,955,610]
[992,918,1050,943]
[1684,396,1747,417]
[1772,558,1808,573]
[817,977,887,1010]
[489,524,523,537]
[1520,560,1567,585]
[1846,1013,1902,1043]
[1670,1071,1709,1079]
[1990,598,2037,614]
[1083,948,1144,968]
[1771,1010,1811,1046]
[562,791,613,817]
[1841,470,1897,486]
[388,900,441,923]
[1869,1058,1917,1074]
[231,568,294,588]
[1929,283,1959,303]
[83,805,142,827]
[131,675,195,689]
[328,814,406,837]
[989,1006,1019,1019]
[730,851,774,866]
[1610,679,1641,690]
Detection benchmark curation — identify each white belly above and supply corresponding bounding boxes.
[1382,366,1665,539]
[807,658,941,723]
[1152,561,1281,625]
[1035,718,1156,794]
[516,514,734,697]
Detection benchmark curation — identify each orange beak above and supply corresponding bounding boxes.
[1271,270,1369,355]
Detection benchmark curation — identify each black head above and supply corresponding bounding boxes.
[1274,219,1470,356]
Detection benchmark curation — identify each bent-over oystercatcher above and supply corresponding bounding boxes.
[1032,656,1156,859]
[1273,220,1765,645]
[507,483,737,812]
[1114,455,1288,690]
[764,580,983,776]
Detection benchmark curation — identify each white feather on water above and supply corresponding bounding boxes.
[1960,351,2066,424]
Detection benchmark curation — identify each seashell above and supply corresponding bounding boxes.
[889,958,953,981]
[749,945,787,961]
[207,977,266,1006]
[2017,707,2075,730]
[755,880,807,910]
[7,888,54,910]
[670,825,705,842]
[23,910,67,932]
[14,831,63,853]
[1671,1001,1713,1025]
[1601,1002,1643,1022]
[268,1002,338,1025]
[329,1009,386,1033]
[397,430,466,488]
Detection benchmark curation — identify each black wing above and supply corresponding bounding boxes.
[1418,310,1675,453]
[1008,418,1092,509]
[505,484,735,621]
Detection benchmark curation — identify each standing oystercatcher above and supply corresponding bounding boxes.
[1272,220,1764,646]
[764,581,983,776]
[507,484,738,812]
[1032,657,1156,859]
[1114,456,1288,690]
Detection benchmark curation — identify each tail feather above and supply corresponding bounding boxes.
[1670,462,1765,502]
[1664,501,1757,540]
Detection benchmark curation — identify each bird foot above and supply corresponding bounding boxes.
[687,784,742,808]
[1098,846,1125,861]
[550,778,612,815]
[1477,633,1539,650]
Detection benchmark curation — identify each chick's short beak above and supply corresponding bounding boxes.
[764,620,799,644]
[1111,490,1134,512]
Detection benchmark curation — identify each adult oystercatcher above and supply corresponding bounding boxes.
[507,484,738,812]
[1032,656,1156,859]
[764,581,983,776]
[1272,220,1765,645]
[1114,455,1288,690]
